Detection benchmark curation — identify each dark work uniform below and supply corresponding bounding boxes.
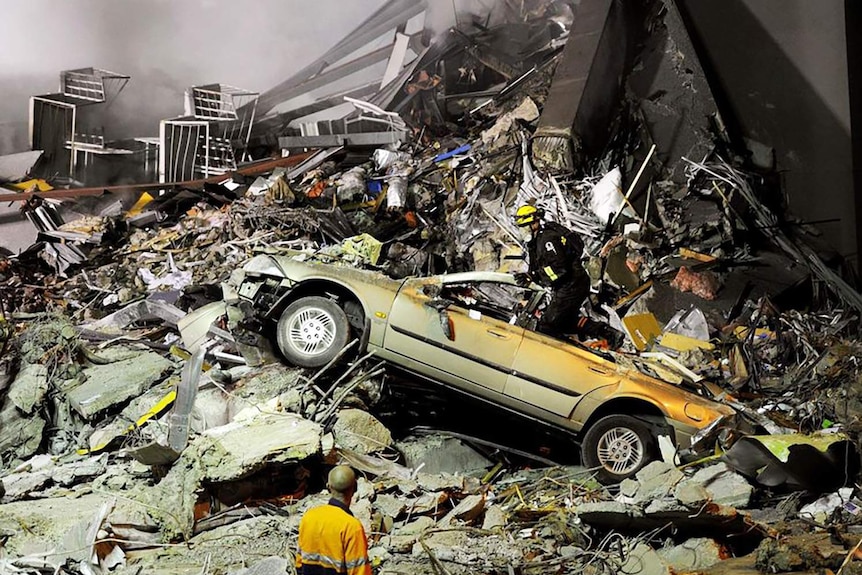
[527,222,589,337]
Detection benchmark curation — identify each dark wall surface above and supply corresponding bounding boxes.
[678,0,858,268]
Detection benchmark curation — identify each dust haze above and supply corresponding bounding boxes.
[0,0,387,152]
[0,0,522,155]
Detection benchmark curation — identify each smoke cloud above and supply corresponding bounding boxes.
[0,0,540,154]
[0,0,386,150]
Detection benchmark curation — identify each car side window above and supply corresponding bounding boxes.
[442,281,531,323]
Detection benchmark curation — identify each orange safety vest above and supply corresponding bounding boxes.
[296,499,372,575]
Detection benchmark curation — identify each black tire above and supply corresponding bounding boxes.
[581,414,658,484]
[276,296,350,368]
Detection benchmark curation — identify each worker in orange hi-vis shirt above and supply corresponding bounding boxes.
[295,465,372,575]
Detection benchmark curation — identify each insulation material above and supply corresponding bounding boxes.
[589,167,636,225]
[670,266,721,300]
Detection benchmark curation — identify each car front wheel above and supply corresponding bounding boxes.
[276,296,350,368]
[581,414,657,483]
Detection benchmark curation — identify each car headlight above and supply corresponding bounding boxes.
[242,255,284,277]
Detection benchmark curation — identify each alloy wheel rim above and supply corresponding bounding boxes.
[287,307,337,356]
[596,426,644,475]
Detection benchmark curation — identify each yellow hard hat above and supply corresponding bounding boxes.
[514,204,540,227]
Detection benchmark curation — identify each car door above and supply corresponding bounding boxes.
[505,329,621,420]
[383,276,526,394]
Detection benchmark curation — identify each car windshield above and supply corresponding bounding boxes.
[441,280,538,324]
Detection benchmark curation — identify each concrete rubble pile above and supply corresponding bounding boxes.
[2,0,862,574]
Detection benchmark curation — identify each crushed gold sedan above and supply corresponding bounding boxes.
[225,253,735,483]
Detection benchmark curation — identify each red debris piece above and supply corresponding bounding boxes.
[670,266,721,300]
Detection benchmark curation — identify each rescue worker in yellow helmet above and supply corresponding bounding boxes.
[513,204,589,338]
[295,465,372,575]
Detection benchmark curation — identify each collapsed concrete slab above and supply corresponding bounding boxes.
[382,516,435,553]
[396,434,494,476]
[0,364,50,463]
[410,528,522,569]
[0,492,115,561]
[86,380,177,452]
[678,462,753,509]
[0,391,46,462]
[65,349,174,419]
[7,363,48,414]
[107,515,297,575]
[0,457,54,502]
[129,412,322,541]
[1,454,108,502]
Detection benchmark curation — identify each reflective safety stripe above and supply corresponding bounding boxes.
[543,265,558,282]
[299,551,369,570]
[296,501,372,575]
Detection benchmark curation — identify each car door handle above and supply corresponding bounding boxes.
[587,366,611,376]
[486,329,510,340]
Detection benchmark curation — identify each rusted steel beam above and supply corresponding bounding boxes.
[0,152,315,203]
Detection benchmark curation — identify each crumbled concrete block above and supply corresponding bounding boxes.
[689,463,753,509]
[416,472,468,492]
[397,434,493,475]
[658,537,726,571]
[374,493,406,519]
[621,542,671,575]
[0,469,53,501]
[7,363,48,414]
[403,491,449,515]
[636,460,679,483]
[577,500,641,517]
[190,387,230,433]
[226,363,304,421]
[644,498,688,514]
[439,494,484,526]
[398,516,435,535]
[482,504,507,530]
[0,398,46,460]
[385,516,435,552]
[411,530,472,561]
[629,461,684,504]
[619,477,639,499]
[674,481,711,508]
[52,455,108,487]
[65,351,173,419]
[137,413,322,540]
[352,497,373,535]
[333,408,393,454]
[201,413,322,482]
